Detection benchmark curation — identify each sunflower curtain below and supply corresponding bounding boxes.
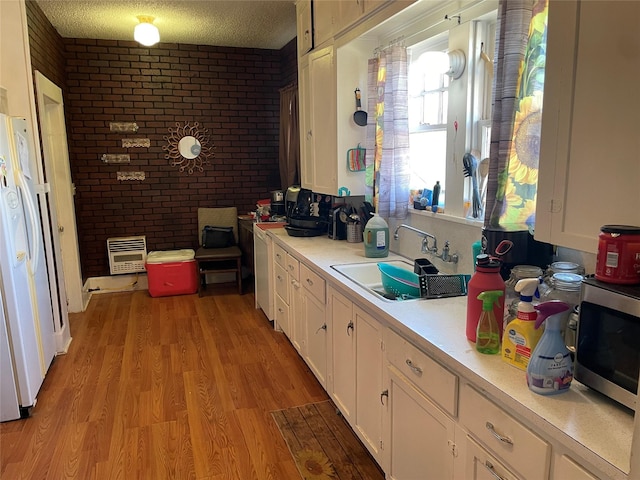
[364,46,410,219]
[485,0,548,229]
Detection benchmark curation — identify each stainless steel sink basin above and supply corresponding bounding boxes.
[330,259,422,302]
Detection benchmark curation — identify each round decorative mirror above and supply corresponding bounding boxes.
[163,122,213,174]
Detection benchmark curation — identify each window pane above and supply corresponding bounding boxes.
[409,130,447,191]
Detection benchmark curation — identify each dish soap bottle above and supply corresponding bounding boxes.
[476,290,504,354]
[501,278,543,370]
[364,213,389,258]
[526,301,573,395]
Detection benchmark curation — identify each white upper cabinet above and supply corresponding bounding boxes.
[296,0,313,56]
[313,1,340,47]
[536,0,640,253]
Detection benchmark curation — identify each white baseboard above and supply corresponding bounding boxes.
[82,273,149,309]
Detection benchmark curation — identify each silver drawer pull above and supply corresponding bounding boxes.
[316,323,327,334]
[288,264,294,271]
[306,278,314,286]
[486,422,513,445]
[347,321,354,336]
[483,461,506,480]
[405,359,423,375]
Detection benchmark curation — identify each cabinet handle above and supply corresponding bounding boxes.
[405,359,423,375]
[316,323,327,334]
[485,422,513,445]
[288,264,294,271]
[276,253,281,260]
[482,461,506,480]
[347,321,354,336]
[380,389,388,405]
[306,278,314,287]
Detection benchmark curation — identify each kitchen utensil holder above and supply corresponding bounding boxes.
[347,223,362,243]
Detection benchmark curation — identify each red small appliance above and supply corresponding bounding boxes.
[595,225,640,285]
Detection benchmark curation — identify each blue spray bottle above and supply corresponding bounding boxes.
[526,301,573,395]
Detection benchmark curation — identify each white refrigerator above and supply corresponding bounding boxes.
[0,113,56,421]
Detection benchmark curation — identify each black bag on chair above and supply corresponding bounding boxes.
[202,225,235,248]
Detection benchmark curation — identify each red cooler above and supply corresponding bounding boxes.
[146,249,198,297]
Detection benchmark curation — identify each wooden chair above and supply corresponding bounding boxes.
[195,207,243,296]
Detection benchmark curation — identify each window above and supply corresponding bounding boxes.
[408,45,450,201]
[404,12,496,218]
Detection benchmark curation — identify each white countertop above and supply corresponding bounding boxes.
[266,227,633,479]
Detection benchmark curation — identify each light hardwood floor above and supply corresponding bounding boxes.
[1,286,329,479]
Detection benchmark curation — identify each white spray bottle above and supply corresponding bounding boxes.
[526,301,573,395]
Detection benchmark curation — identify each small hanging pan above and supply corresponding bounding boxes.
[353,88,367,126]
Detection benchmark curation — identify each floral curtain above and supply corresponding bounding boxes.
[364,46,410,219]
[485,0,548,229]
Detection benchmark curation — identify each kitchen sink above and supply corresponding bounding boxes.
[330,259,423,302]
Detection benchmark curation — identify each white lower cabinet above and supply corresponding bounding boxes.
[552,454,599,480]
[301,263,328,387]
[465,434,519,480]
[384,365,456,479]
[459,383,551,480]
[328,287,386,467]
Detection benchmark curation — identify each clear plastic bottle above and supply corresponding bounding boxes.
[476,290,503,354]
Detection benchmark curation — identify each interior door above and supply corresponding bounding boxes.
[34,71,83,317]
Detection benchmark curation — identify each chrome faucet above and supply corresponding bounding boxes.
[393,224,437,255]
[393,224,458,263]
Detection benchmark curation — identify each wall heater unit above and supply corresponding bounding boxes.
[107,236,147,274]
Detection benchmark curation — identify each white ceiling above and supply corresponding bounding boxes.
[35,0,298,50]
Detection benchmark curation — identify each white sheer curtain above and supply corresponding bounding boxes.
[364,45,410,219]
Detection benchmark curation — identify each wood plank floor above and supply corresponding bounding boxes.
[1,286,330,479]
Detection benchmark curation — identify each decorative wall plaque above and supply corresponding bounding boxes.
[109,122,139,133]
[117,171,145,181]
[121,138,150,148]
[102,154,131,164]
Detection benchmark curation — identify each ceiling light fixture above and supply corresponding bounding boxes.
[134,16,159,46]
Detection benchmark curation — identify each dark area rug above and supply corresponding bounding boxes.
[271,400,385,480]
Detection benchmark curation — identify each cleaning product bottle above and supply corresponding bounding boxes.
[363,213,389,258]
[466,254,505,343]
[501,278,543,370]
[475,290,504,354]
[526,301,573,395]
[431,181,441,212]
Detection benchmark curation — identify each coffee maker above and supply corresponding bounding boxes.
[482,226,554,280]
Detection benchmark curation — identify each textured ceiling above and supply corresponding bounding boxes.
[35,0,297,50]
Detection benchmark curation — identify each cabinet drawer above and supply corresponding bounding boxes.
[274,263,289,304]
[386,330,458,417]
[300,263,325,304]
[286,253,300,281]
[459,383,551,480]
[273,243,287,268]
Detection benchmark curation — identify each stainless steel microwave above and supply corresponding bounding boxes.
[574,277,640,411]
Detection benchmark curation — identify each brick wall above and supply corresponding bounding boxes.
[26,1,298,279]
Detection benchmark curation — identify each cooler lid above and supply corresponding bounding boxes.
[146,249,195,264]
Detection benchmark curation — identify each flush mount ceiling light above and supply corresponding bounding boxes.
[134,15,159,46]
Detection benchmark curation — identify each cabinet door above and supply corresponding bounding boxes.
[304,291,328,387]
[290,278,305,354]
[385,367,455,480]
[296,0,313,55]
[275,294,290,338]
[313,1,339,47]
[553,454,599,480]
[329,288,356,421]
[536,0,640,253]
[465,435,519,480]
[337,0,365,32]
[301,46,337,195]
[354,306,385,467]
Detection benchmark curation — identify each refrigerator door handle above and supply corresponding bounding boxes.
[16,170,42,274]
